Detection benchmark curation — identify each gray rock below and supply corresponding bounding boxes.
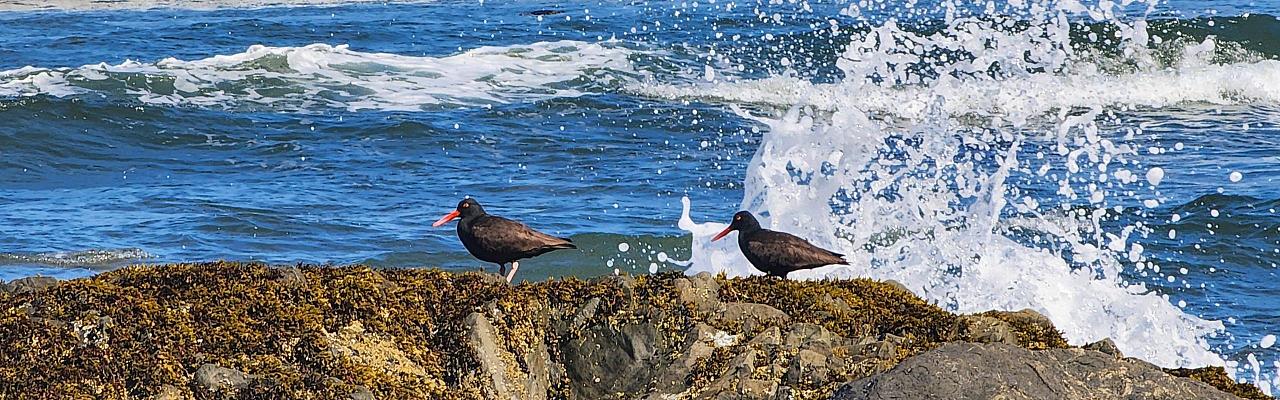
[596,274,637,299]
[714,302,789,332]
[480,299,506,321]
[881,279,910,294]
[463,312,527,400]
[563,321,663,399]
[675,272,723,313]
[524,339,552,400]
[72,313,114,349]
[748,326,782,347]
[349,385,375,400]
[1084,338,1124,358]
[271,266,308,288]
[739,379,778,399]
[653,323,719,393]
[831,343,1234,400]
[701,349,760,398]
[151,384,185,400]
[3,276,58,294]
[857,340,896,360]
[773,385,795,400]
[193,364,250,392]
[956,315,1020,345]
[570,297,601,331]
[784,323,842,350]
[784,349,829,386]
[817,294,853,315]
[997,308,1057,332]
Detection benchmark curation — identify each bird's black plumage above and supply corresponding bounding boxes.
[715,211,847,278]
[435,198,576,279]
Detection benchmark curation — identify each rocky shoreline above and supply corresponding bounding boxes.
[0,262,1269,399]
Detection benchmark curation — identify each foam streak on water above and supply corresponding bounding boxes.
[0,40,640,111]
[677,0,1251,379]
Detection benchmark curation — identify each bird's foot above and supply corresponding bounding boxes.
[505,261,519,283]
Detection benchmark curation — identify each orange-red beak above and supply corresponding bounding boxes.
[432,210,461,227]
[711,226,734,242]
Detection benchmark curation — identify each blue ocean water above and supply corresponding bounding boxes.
[2,0,1279,389]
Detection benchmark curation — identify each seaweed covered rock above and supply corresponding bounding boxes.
[0,262,1267,400]
[1166,366,1274,400]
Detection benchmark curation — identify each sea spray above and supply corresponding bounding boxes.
[676,0,1254,380]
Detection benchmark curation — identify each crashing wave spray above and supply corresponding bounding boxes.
[677,0,1257,377]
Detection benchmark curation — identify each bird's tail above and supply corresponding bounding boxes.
[832,252,850,265]
[556,237,577,249]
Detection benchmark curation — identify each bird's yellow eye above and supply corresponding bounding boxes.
[462,203,469,208]
[735,216,741,220]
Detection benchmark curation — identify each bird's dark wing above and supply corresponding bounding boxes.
[745,230,847,269]
[471,216,576,257]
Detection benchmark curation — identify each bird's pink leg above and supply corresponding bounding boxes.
[505,261,519,283]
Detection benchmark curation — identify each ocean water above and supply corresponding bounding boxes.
[2,0,1280,391]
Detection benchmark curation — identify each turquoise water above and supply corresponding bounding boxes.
[2,0,1280,389]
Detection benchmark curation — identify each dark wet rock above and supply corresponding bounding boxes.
[832,343,1234,400]
[192,364,250,392]
[2,276,57,294]
[1084,338,1123,357]
[563,321,664,399]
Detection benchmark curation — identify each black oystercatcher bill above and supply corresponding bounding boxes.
[712,211,848,278]
[432,198,577,282]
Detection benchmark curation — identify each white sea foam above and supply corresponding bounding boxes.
[674,0,1259,382]
[635,48,1280,123]
[0,248,152,267]
[0,40,640,111]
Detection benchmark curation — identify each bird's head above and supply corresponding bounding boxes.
[712,210,760,241]
[432,198,486,227]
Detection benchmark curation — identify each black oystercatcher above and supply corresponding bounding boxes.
[712,211,848,278]
[432,198,577,283]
